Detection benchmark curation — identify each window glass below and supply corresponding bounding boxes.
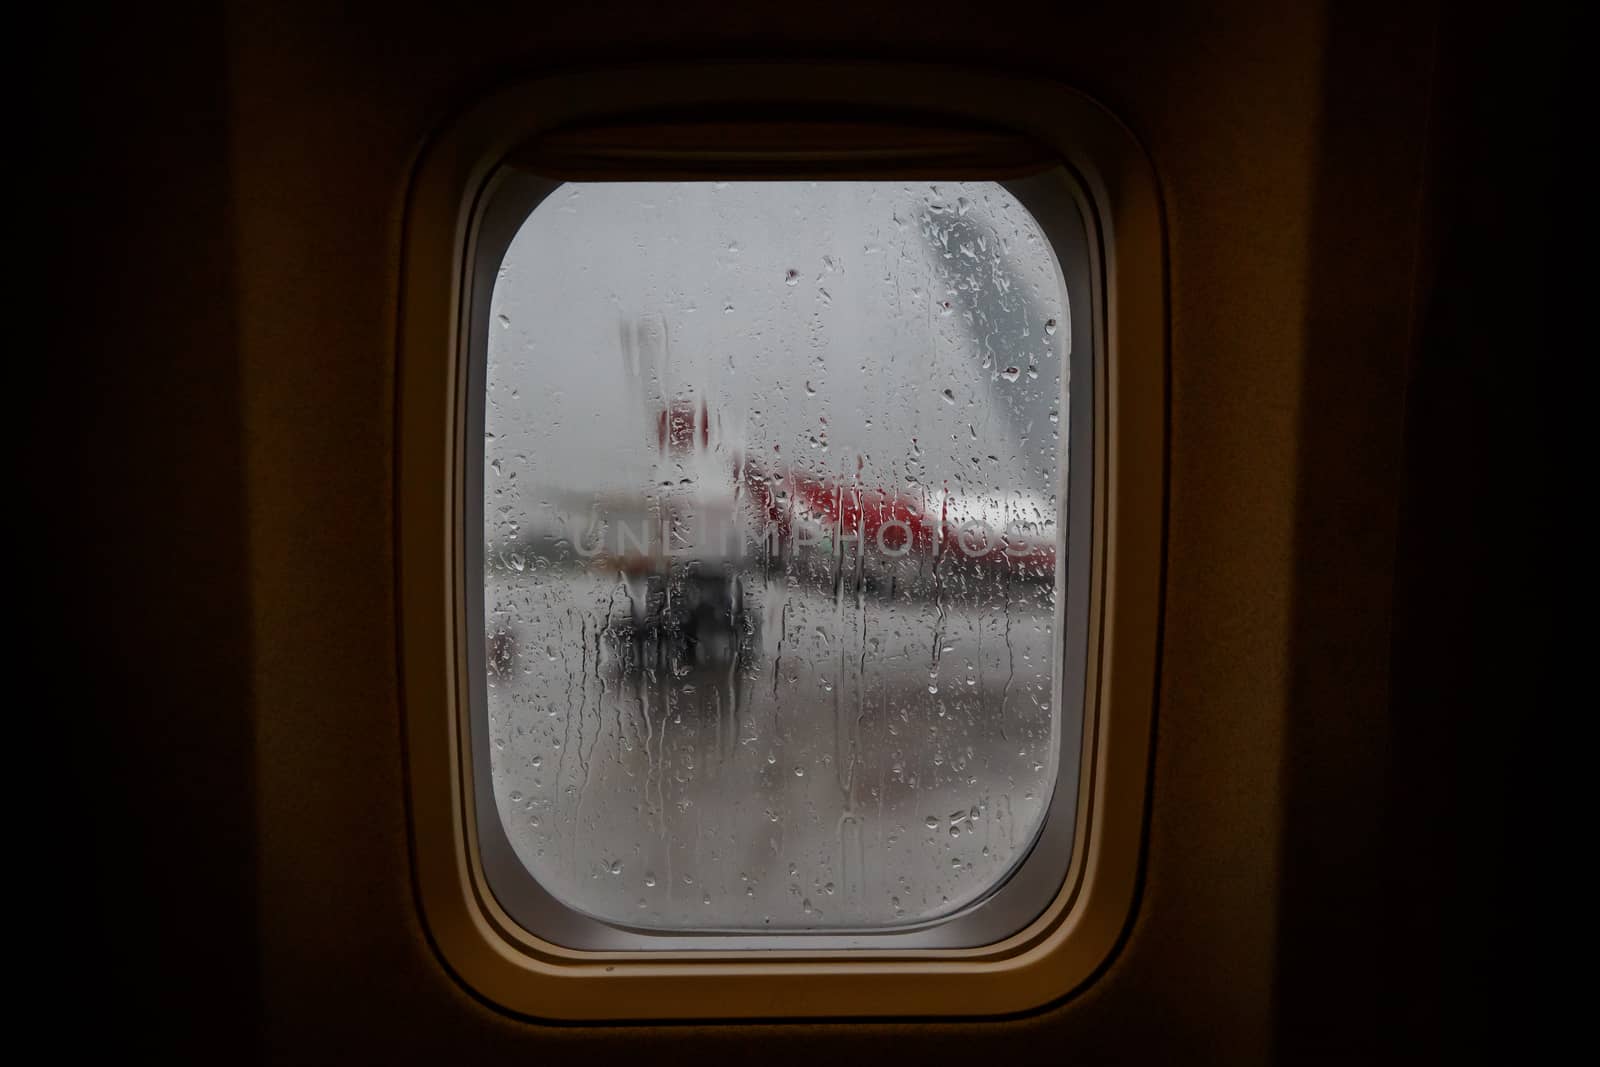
[484,180,1068,931]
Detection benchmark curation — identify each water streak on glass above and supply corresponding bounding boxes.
[484,181,1069,930]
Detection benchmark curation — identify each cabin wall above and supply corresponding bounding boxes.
[54,0,1554,1061]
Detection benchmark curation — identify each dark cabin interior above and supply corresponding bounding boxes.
[37,1,1571,1062]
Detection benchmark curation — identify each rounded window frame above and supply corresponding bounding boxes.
[468,169,1092,950]
[398,63,1165,1020]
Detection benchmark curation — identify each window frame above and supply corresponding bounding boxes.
[398,62,1165,1020]
[469,169,1091,950]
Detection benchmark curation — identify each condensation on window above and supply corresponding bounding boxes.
[484,181,1068,931]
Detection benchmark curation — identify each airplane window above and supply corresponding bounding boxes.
[482,180,1070,932]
